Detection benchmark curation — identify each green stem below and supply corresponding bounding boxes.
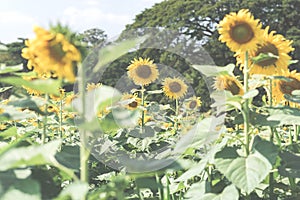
[42,94,49,144]
[269,127,275,191]
[268,78,275,199]
[141,85,145,132]
[243,51,250,156]
[165,174,171,200]
[59,98,63,139]
[78,63,90,185]
[269,78,273,107]
[175,98,179,132]
[294,124,298,143]
[156,173,163,200]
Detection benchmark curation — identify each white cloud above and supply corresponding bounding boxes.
[61,6,132,36]
[0,11,38,43]
[0,11,36,24]
[85,0,100,6]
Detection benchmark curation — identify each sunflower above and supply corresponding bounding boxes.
[22,74,48,96]
[121,93,141,110]
[65,93,77,105]
[162,77,188,99]
[272,70,300,107]
[236,26,294,75]
[185,96,202,110]
[218,9,263,52]
[50,88,65,101]
[22,26,81,82]
[0,108,4,114]
[86,82,102,91]
[127,58,159,86]
[0,124,6,130]
[214,74,244,95]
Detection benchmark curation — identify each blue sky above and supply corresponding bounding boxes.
[0,0,163,43]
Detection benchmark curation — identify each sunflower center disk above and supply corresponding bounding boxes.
[230,23,254,44]
[189,101,197,109]
[227,80,241,95]
[49,41,66,63]
[279,78,300,95]
[255,42,279,67]
[129,101,138,108]
[135,65,152,79]
[169,82,182,93]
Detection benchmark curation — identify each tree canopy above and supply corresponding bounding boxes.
[125,0,300,69]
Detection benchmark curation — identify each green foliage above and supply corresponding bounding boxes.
[125,0,300,70]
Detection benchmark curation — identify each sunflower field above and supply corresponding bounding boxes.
[0,7,300,200]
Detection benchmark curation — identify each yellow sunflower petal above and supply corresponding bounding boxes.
[214,74,244,95]
[272,70,300,107]
[21,26,81,83]
[127,57,159,86]
[218,9,263,52]
[236,26,294,75]
[162,77,188,100]
[185,96,202,110]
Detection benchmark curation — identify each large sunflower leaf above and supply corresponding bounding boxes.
[93,36,147,72]
[214,147,272,194]
[0,76,61,95]
[0,140,61,171]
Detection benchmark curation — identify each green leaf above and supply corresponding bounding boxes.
[251,53,278,64]
[267,106,300,125]
[72,85,121,122]
[54,181,89,200]
[199,185,239,200]
[252,135,279,165]
[243,89,259,99]
[192,63,235,77]
[184,181,206,199]
[0,126,17,139]
[0,76,61,95]
[175,139,227,182]
[55,145,80,171]
[93,36,147,72]
[0,140,61,171]
[0,86,13,93]
[8,97,45,115]
[278,151,300,178]
[173,117,223,155]
[284,94,300,103]
[215,147,272,194]
[292,90,300,96]
[0,64,23,74]
[0,179,41,200]
[0,104,36,121]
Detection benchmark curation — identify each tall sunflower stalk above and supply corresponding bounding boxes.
[218,9,264,156]
[127,57,159,132]
[21,25,84,182]
[162,77,188,132]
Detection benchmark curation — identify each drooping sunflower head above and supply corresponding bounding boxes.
[162,77,188,100]
[218,9,263,52]
[121,93,141,110]
[22,26,81,82]
[236,26,294,75]
[185,96,202,110]
[127,57,159,86]
[214,74,244,95]
[273,70,300,106]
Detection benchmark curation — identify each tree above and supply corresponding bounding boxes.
[124,0,300,70]
[80,28,107,48]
